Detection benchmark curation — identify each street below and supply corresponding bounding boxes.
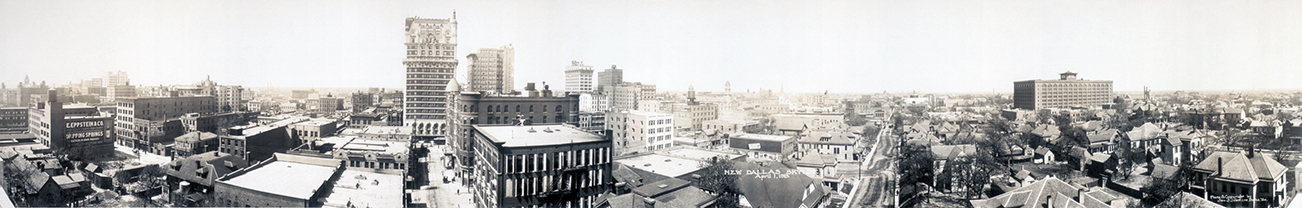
[419,145,474,208]
[849,123,898,207]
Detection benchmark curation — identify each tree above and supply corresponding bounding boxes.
[1143,166,1189,206]
[697,158,739,208]
[940,152,1003,199]
[1113,136,1139,180]
[897,143,936,190]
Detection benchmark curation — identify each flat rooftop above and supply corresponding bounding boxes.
[733,134,792,142]
[323,168,404,208]
[220,161,337,200]
[615,154,706,178]
[339,139,407,154]
[296,119,335,127]
[477,125,606,147]
[358,126,411,135]
[663,148,743,161]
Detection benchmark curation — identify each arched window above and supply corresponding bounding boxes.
[530,105,534,112]
[516,105,521,112]
[556,105,563,112]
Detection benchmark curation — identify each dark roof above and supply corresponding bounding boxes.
[971,177,1093,208]
[733,162,826,208]
[1127,123,1162,141]
[1192,151,1287,183]
[612,163,644,188]
[175,132,219,143]
[1151,164,1179,180]
[631,178,691,198]
[25,172,51,194]
[52,175,80,190]
[603,193,651,208]
[1086,129,1117,144]
[931,145,978,161]
[165,151,249,187]
[1089,153,1112,163]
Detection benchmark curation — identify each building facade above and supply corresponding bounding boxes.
[403,15,459,123]
[564,61,594,94]
[469,125,613,208]
[605,110,674,155]
[447,82,581,179]
[1,107,27,133]
[1013,71,1114,110]
[466,45,515,94]
[114,96,217,148]
[28,90,115,158]
[596,65,622,93]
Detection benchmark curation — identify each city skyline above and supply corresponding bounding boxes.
[4,0,1302,94]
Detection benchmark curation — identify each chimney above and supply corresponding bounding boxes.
[1247,145,1255,158]
[1046,195,1053,208]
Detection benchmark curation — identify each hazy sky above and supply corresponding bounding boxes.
[3,0,1301,94]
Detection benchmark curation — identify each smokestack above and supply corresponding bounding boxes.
[1217,157,1223,176]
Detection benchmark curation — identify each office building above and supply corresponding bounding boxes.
[1013,71,1114,110]
[288,118,337,145]
[180,112,253,134]
[291,90,316,100]
[729,133,797,161]
[302,136,409,172]
[12,76,50,107]
[596,65,622,93]
[218,118,304,162]
[446,81,580,178]
[172,132,220,158]
[469,125,613,208]
[565,61,594,94]
[672,86,718,131]
[114,96,217,148]
[28,90,115,158]
[606,110,674,155]
[1,107,27,134]
[104,71,134,102]
[403,15,459,123]
[466,45,515,94]
[350,91,375,112]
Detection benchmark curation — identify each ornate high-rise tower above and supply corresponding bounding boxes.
[403,15,458,126]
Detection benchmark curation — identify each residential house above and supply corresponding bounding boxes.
[797,130,856,162]
[1189,151,1289,208]
[1085,129,1119,154]
[970,176,1118,208]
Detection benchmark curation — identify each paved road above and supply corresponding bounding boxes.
[424,145,474,208]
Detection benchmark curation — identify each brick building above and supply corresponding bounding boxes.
[114,96,217,148]
[1013,71,1114,110]
[469,124,613,208]
[605,110,674,156]
[28,90,115,158]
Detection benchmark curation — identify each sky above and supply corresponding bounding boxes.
[2,0,1301,94]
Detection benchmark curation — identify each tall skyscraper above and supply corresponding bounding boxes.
[466,45,514,94]
[105,71,134,101]
[1013,71,1114,110]
[403,15,458,124]
[596,65,623,93]
[564,60,594,94]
